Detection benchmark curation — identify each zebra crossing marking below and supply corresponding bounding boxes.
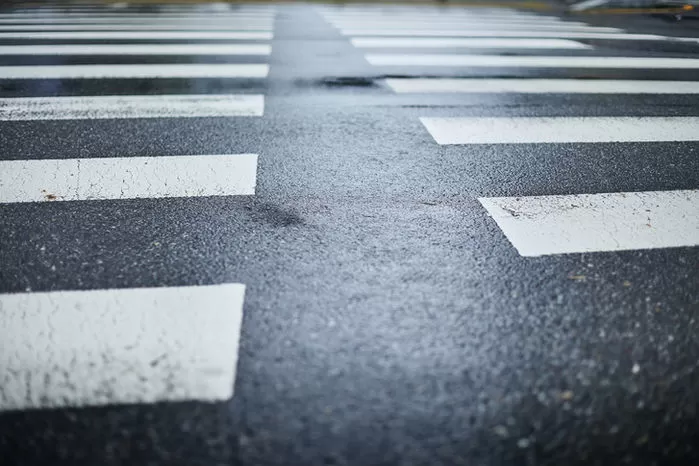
[0,94,264,121]
[0,283,246,411]
[420,116,699,145]
[326,19,590,27]
[338,24,621,33]
[0,17,275,24]
[0,31,273,40]
[479,190,699,256]
[0,24,273,31]
[0,44,272,56]
[366,54,699,69]
[341,30,684,41]
[0,64,270,79]
[351,38,592,50]
[385,78,699,94]
[0,154,258,203]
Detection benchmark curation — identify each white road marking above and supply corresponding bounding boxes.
[342,30,681,41]
[338,24,620,32]
[570,0,611,11]
[0,283,246,411]
[0,94,264,121]
[352,38,592,50]
[0,44,272,55]
[322,11,546,18]
[0,154,258,203]
[327,18,585,26]
[0,12,276,16]
[0,24,273,31]
[479,190,699,256]
[385,78,699,94]
[366,54,699,69]
[0,64,269,79]
[0,15,274,24]
[419,116,699,145]
[0,31,273,40]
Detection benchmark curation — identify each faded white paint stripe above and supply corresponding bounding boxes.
[352,38,591,50]
[0,154,258,203]
[0,13,276,18]
[570,0,611,11]
[322,11,544,18]
[0,24,273,31]
[0,17,274,23]
[0,44,272,55]
[420,116,699,145]
[386,78,699,94]
[366,54,699,69]
[342,30,679,41]
[0,283,246,411]
[339,24,619,32]
[327,18,582,25]
[0,94,264,121]
[479,190,699,256]
[0,64,269,79]
[0,31,273,40]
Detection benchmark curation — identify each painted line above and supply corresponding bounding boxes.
[0,94,264,121]
[419,116,699,145]
[327,17,582,25]
[0,64,269,80]
[322,12,551,18]
[385,78,699,94]
[570,0,611,11]
[365,54,699,69]
[0,14,277,20]
[338,24,620,32]
[0,14,275,23]
[0,11,275,16]
[0,31,273,40]
[330,20,599,28]
[0,19,274,25]
[479,190,699,256]
[0,16,275,23]
[342,30,681,41]
[0,44,272,56]
[351,38,592,50]
[322,11,544,18]
[0,283,246,411]
[0,24,273,31]
[0,154,258,203]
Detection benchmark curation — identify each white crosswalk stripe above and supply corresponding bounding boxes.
[420,116,699,144]
[479,190,699,256]
[0,283,246,410]
[352,38,593,50]
[0,64,270,79]
[0,31,273,40]
[0,4,274,412]
[0,24,273,31]
[0,154,258,203]
[341,30,696,41]
[321,4,699,257]
[0,94,264,120]
[0,44,272,55]
[365,54,699,69]
[384,78,699,94]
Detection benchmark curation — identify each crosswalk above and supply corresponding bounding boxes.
[320,4,699,258]
[1,0,698,431]
[0,2,273,411]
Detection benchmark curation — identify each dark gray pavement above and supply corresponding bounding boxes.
[1,3,698,465]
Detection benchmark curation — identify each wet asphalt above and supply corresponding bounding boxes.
[1,3,699,465]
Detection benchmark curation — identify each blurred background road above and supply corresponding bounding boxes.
[0,1,698,465]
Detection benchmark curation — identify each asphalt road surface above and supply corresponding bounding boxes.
[1,2,698,465]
